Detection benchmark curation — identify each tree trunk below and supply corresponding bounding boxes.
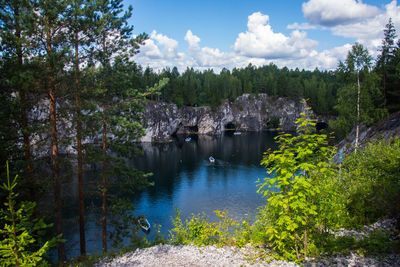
[383,66,387,108]
[303,229,308,259]
[14,3,35,204]
[102,101,107,253]
[294,233,299,260]
[355,71,361,153]
[74,24,86,255]
[46,18,65,262]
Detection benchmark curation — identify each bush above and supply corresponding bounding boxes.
[338,138,400,227]
[257,108,343,261]
[168,208,238,247]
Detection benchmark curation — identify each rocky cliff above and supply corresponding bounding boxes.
[140,94,309,142]
[335,111,400,161]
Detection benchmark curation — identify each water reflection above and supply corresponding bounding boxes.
[63,131,278,258]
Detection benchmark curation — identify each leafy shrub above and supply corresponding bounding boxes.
[338,138,400,227]
[168,208,238,246]
[257,108,343,261]
[314,230,399,256]
[357,230,399,255]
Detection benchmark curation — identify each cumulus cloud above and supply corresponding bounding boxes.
[302,0,380,26]
[297,1,400,60]
[150,30,179,59]
[134,11,361,72]
[331,1,400,40]
[184,30,201,47]
[140,39,163,59]
[135,31,186,70]
[183,30,234,68]
[233,12,318,59]
[287,22,317,30]
[305,1,400,56]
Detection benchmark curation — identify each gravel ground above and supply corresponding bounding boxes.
[94,244,400,267]
[94,244,296,267]
[95,219,400,267]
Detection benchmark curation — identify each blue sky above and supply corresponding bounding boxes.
[126,0,400,72]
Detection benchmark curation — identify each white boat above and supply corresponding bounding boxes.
[233,132,241,135]
[185,137,191,142]
[137,217,151,233]
[209,156,215,163]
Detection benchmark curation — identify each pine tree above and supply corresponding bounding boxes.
[0,0,36,202]
[376,18,397,110]
[90,0,165,252]
[33,0,70,260]
[65,0,97,255]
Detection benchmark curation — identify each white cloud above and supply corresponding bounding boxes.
[134,11,366,72]
[302,0,380,26]
[233,12,318,59]
[331,1,400,40]
[150,30,179,59]
[287,22,317,30]
[311,44,353,68]
[184,30,201,47]
[135,32,186,71]
[183,30,234,68]
[312,1,400,56]
[140,39,163,59]
[298,1,400,61]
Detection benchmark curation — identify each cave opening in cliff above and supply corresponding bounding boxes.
[186,125,198,133]
[316,121,328,132]
[224,122,236,131]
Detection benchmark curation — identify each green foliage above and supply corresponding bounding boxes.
[168,208,239,247]
[376,18,399,112]
[0,162,55,266]
[313,230,399,256]
[257,108,342,261]
[331,43,388,140]
[148,63,339,115]
[357,230,399,255]
[337,138,400,227]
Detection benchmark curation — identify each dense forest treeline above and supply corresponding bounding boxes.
[140,64,339,115]
[0,0,400,264]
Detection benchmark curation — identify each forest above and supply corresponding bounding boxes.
[1,0,400,265]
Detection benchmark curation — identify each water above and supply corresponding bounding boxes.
[62,131,278,258]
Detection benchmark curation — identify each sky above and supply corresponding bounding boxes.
[125,0,400,72]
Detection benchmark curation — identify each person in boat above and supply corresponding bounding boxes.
[209,156,215,162]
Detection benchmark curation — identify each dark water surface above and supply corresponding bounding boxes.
[63,131,278,258]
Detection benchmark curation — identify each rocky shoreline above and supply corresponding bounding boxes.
[94,219,400,267]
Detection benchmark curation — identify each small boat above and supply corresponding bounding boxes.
[209,156,215,163]
[137,216,151,233]
[233,132,241,135]
[185,137,191,142]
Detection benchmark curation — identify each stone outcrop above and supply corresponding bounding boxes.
[140,94,309,142]
[335,111,400,161]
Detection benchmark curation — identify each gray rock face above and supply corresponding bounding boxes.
[335,111,400,162]
[140,94,308,142]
